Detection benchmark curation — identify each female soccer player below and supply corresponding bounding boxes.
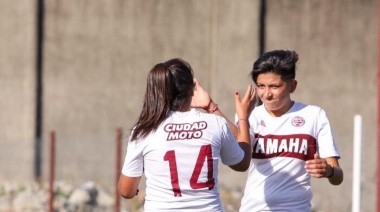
[238,50,344,211]
[117,58,255,211]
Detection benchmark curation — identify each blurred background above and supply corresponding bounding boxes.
[0,0,377,211]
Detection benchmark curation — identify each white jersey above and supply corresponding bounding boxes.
[238,102,340,212]
[122,109,245,212]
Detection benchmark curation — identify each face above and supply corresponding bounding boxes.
[256,72,297,116]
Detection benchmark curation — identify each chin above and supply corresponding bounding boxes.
[263,104,281,111]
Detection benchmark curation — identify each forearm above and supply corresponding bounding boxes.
[323,157,344,185]
[227,118,251,171]
[207,101,251,169]
[212,107,238,137]
[327,165,344,185]
[236,118,251,165]
[118,175,141,199]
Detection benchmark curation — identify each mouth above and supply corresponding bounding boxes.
[262,98,274,103]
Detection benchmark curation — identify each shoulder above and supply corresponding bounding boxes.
[252,104,266,115]
[292,102,331,123]
[188,109,228,127]
[293,102,325,114]
[205,113,229,126]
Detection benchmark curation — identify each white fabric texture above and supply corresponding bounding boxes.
[122,109,244,212]
[238,102,340,212]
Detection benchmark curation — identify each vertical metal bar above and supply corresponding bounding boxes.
[377,0,380,209]
[209,0,218,96]
[49,131,56,212]
[352,115,362,212]
[259,0,266,56]
[115,128,122,212]
[34,0,45,182]
[256,0,266,106]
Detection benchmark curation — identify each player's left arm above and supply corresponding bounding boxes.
[305,108,344,185]
[305,153,343,185]
[324,156,344,185]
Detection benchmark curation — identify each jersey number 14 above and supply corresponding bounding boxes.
[163,144,215,197]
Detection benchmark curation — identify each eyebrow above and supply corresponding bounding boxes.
[256,82,282,86]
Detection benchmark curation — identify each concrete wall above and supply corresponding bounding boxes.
[41,0,259,186]
[264,1,377,211]
[0,0,377,211]
[0,0,36,181]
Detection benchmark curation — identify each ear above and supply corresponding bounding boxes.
[289,80,297,93]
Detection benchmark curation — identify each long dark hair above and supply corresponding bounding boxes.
[130,58,194,141]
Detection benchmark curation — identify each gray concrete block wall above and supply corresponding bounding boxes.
[0,0,377,211]
[213,0,260,116]
[0,1,36,181]
[42,0,261,188]
[42,0,220,187]
[265,0,377,211]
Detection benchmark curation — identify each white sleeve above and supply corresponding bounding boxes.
[219,121,245,166]
[121,139,145,177]
[234,113,238,125]
[316,109,340,159]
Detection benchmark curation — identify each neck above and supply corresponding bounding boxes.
[177,102,191,112]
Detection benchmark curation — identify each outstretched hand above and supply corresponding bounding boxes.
[305,153,331,178]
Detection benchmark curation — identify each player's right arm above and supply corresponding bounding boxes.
[191,78,255,137]
[226,85,255,171]
[191,79,255,171]
[118,175,141,199]
[118,136,144,199]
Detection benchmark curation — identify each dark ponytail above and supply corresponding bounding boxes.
[131,58,194,141]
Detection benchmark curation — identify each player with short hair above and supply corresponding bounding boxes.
[117,58,256,211]
[238,50,344,211]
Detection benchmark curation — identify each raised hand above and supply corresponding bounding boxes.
[190,78,211,109]
[235,85,256,120]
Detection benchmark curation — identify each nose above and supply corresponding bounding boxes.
[263,88,272,99]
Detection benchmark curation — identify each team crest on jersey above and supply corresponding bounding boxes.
[164,121,207,141]
[260,120,266,127]
[291,116,305,127]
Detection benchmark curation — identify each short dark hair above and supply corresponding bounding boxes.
[250,50,299,84]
